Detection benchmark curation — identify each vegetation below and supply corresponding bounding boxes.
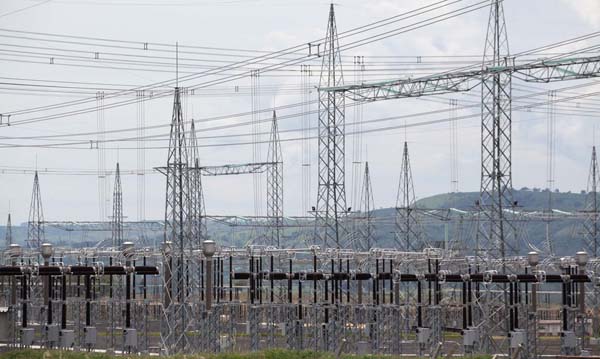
[0,349,492,359]
[0,189,592,255]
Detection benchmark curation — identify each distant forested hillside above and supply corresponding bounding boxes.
[0,189,593,255]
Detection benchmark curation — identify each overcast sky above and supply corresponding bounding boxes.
[0,0,599,224]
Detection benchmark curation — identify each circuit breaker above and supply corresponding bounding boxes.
[463,328,478,347]
[416,327,431,344]
[509,329,525,349]
[84,326,97,346]
[561,331,577,349]
[60,329,75,348]
[45,324,59,345]
[20,328,34,346]
[124,328,137,350]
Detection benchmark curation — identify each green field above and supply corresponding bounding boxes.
[0,349,493,359]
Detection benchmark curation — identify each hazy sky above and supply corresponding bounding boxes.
[0,0,599,224]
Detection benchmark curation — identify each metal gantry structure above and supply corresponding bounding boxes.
[5,1,600,358]
[0,243,597,357]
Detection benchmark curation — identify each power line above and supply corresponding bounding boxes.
[2,85,599,150]
[2,0,489,122]
[0,0,52,19]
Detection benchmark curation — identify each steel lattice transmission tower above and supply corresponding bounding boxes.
[476,1,515,354]
[5,213,12,249]
[27,170,45,249]
[188,119,207,249]
[357,161,375,251]
[111,162,124,248]
[477,0,517,262]
[158,87,195,354]
[581,145,600,341]
[582,146,600,256]
[266,111,284,247]
[315,4,348,249]
[395,142,424,251]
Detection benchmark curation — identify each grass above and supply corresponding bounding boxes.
[0,349,493,359]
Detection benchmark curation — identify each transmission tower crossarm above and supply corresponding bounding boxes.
[321,55,600,102]
[193,161,277,176]
[43,220,163,232]
[206,215,316,228]
[515,55,600,82]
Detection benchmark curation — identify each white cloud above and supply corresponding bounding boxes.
[560,0,600,27]
[0,0,596,224]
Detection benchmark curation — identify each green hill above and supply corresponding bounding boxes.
[0,189,593,256]
[416,188,587,211]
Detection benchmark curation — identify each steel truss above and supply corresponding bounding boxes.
[315,4,349,249]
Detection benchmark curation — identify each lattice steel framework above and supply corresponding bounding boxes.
[188,119,207,249]
[158,87,195,354]
[96,91,108,221]
[136,90,146,222]
[582,146,600,256]
[111,162,123,248]
[477,1,514,353]
[266,111,284,247]
[27,171,45,249]
[395,142,424,251]
[544,90,557,256]
[200,162,274,176]
[357,161,375,251]
[5,213,12,249]
[477,0,516,262]
[315,4,348,249]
